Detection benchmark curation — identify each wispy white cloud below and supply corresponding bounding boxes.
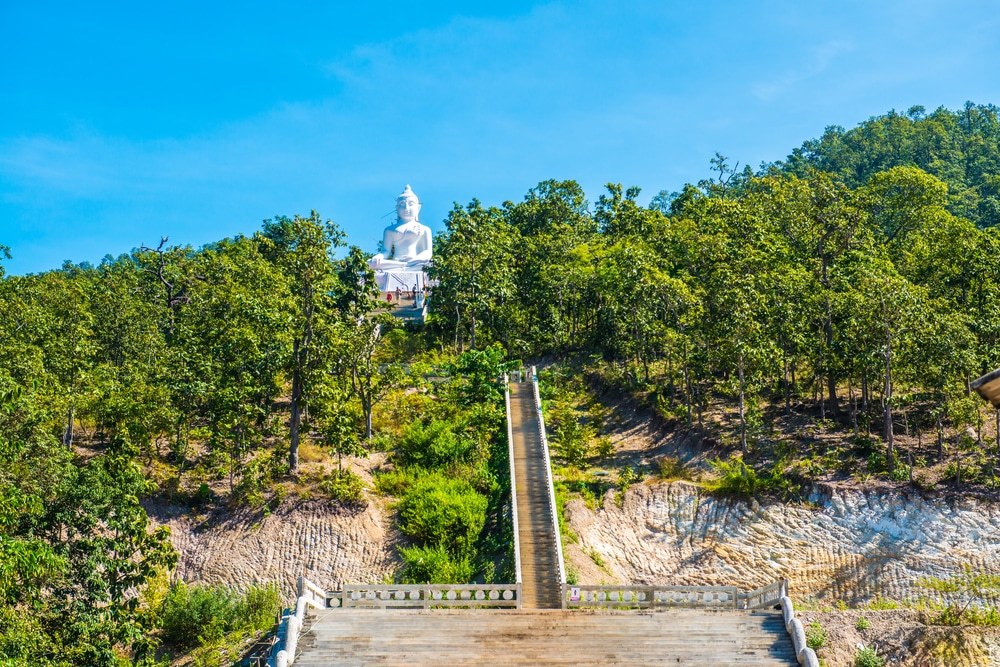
[751,40,855,101]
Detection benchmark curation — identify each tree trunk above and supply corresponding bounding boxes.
[937,412,944,460]
[849,380,858,437]
[783,351,791,416]
[883,316,895,472]
[823,286,840,415]
[63,405,74,449]
[289,340,302,473]
[819,377,826,421]
[738,352,747,455]
[683,363,692,426]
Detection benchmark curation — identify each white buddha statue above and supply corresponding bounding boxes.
[368,185,433,271]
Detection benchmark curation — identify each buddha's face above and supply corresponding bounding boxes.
[396,194,420,223]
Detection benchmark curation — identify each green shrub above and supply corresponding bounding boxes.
[158,581,281,650]
[854,646,885,667]
[397,472,488,553]
[856,615,871,630]
[321,469,366,506]
[864,596,898,610]
[192,482,212,506]
[594,436,615,460]
[399,419,475,467]
[236,583,282,631]
[806,621,827,649]
[553,415,592,468]
[890,463,911,482]
[398,545,474,584]
[160,583,240,649]
[657,456,687,480]
[709,457,762,497]
[616,466,638,506]
[374,467,414,496]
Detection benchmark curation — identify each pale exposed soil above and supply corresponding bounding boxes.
[564,481,1000,604]
[146,455,400,600]
[805,610,1000,667]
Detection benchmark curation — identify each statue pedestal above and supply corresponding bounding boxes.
[373,268,428,294]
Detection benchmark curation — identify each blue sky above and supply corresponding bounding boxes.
[2,0,999,274]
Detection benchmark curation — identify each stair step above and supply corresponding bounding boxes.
[293,609,796,666]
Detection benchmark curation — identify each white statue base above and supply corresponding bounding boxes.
[374,268,428,294]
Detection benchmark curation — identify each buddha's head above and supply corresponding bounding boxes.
[396,185,421,224]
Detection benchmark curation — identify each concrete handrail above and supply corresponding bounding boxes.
[742,578,787,610]
[504,374,524,590]
[779,592,820,667]
[531,365,567,593]
[268,576,327,667]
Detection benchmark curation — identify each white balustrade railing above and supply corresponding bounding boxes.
[504,374,524,591]
[779,589,821,667]
[530,365,567,600]
[562,584,741,609]
[330,584,521,609]
[742,578,787,610]
[267,576,327,667]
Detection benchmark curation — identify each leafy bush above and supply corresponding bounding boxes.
[856,615,871,630]
[890,463,911,482]
[398,545,474,583]
[553,415,592,468]
[159,581,280,651]
[397,472,488,553]
[707,456,803,501]
[616,465,638,506]
[374,467,413,496]
[709,457,762,498]
[193,482,212,506]
[160,583,240,649]
[321,468,366,506]
[854,646,885,667]
[806,621,827,649]
[594,436,615,460]
[657,456,687,481]
[237,583,282,631]
[399,419,475,467]
[864,596,898,610]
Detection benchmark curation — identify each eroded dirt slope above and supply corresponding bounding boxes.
[147,497,398,597]
[565,481,1000,604]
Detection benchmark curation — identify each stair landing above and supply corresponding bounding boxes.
[295,609,796,666]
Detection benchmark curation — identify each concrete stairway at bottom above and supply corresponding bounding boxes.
[294,608,797,666]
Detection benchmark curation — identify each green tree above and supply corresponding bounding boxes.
[258,212,345,472]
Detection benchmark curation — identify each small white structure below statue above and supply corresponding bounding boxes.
[368,185,432,294]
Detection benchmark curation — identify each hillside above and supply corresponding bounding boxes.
[6,104,1000,665]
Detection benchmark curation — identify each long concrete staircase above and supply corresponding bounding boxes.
[271,369,805,667]
[508,380,563,609]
